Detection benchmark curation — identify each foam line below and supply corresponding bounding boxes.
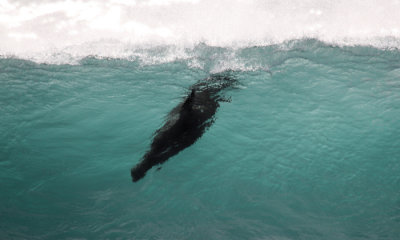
[1,0,399,63]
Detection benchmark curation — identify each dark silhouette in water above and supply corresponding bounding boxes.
[131,73,238,182]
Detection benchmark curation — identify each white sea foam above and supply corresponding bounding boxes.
[1,0,399,63]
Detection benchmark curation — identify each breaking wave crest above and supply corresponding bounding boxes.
[1,0,400,64]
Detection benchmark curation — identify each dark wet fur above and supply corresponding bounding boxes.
[131,72,237,182]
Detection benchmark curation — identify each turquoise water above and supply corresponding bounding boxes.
[1,40,400,239]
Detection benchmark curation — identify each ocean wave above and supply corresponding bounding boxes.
[1,0,400,61]
[1,39,399,74]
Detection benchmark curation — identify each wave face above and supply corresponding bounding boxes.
[1,0,400,62]
[1,41,400,239]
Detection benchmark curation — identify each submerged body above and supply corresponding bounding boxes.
[131,73,237,182]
